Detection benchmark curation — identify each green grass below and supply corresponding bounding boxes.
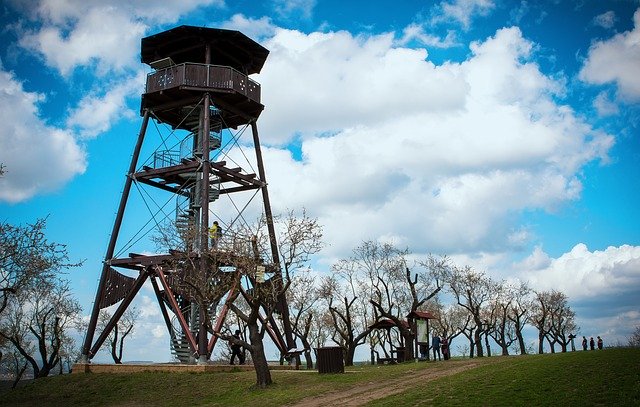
[0,349,638,406]
[369,348,640,406]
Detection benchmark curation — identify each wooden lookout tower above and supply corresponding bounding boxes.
[81,26,294,364]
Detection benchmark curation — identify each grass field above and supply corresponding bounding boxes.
[0,348,638,406]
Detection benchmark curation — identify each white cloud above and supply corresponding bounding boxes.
[398,24,459,48]
[593,10,616,29]
[0,66,86,202]
[219,14,278,41]
[66,70,146,138]
[517,244,640,301]
[580,9,640,101]
[272,0,317,20]
[432,0,496,30]
[252,27,613,256]
[15,0,224,76]
[593,91,620,117]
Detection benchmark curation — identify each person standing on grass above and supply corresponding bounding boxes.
[597,336,603,350]
[590,337,595,350]
[432,335,442,361]
[230,329,245,365]
[582,336,588,351]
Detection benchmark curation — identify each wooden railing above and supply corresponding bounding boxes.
[145,63,261,103]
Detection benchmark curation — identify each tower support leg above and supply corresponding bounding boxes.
[80,110,151,361]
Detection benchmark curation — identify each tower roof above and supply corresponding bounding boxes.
[141,25,269,74]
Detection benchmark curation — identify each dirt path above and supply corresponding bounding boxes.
[286,358,501,407]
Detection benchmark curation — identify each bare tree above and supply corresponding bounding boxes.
[288,269,322,368]
[0,279,81,379]
[432,300,471,352]
[628,326,640,347]
[1,218,77,316]
[323,263,373,366]
[545,291,578,352]
[508,281,532,355]
[98,307,140,364]
[531,290,576,353]
[446,265,498,357]
[487,283,516,356]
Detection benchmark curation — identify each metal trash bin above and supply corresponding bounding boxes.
[315,346,344,374]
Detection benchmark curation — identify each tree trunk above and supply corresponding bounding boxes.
[516,328,527,355]
[345,344,356,366]
[248,321,272,388]
[538,331,544,354]
[473,324,484,357]
[484,333,492,357]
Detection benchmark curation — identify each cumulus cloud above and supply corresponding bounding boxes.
[517,244,640,301]
[251,27,613,256]
[15,0,224,76]
[219,14,278,41]
[66,70,146,138]
[580,9,640,101]
[0,66,86,203]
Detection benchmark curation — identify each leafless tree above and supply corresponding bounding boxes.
[288,269,322,368]
[1,218,78,316]
[323,261,374,366]
[486,283,516,356]
[0,279,81,379]
[431,300,471,352]
[508,281,532,355]
[531,290,552,354]
[446,265,498,357]
[628,326,640,347]
[545,291,578,352]
[98,307,140,364]
[532,290,576,353]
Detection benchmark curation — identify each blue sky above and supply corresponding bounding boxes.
[1,0,639,362]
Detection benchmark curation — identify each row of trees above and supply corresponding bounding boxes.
[281,240,579,367]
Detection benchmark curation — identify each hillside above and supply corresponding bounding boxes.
[1,348,638,406]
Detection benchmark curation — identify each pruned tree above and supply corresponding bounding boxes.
[545,291,578,353]
[531,290,552,354]
[98,307,140,364]
[531,290,577,353]
[446,265,498,357]
[431,300,471,352]
[288,268,322,368]
[1,218,76,316]
[276,208,323,365]
[487,283,516,356]
[508,281,532,355]
[324,260,373,366]
[0,279,81,378]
